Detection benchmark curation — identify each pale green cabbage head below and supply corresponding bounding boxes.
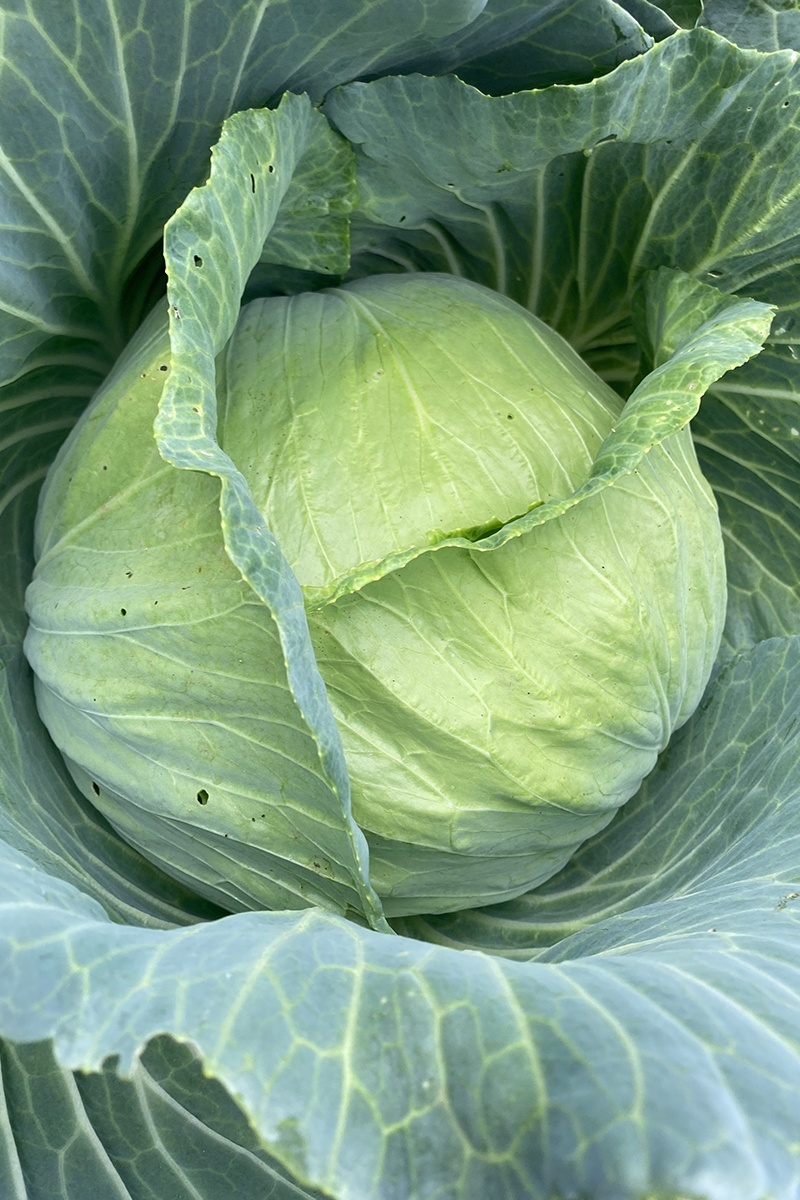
[25,271,725,916]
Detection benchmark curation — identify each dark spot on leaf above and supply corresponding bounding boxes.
[507,413,514,419]
[398,215,406,223]
[268,164,274,173]
[159,364,168,372]
[250,173,256,192]
[125,571,133,578]
[197,789,209,805]
[91,781,100,795]
[120,608,127,616]
[102,465,107,470]
[193,254,203,267]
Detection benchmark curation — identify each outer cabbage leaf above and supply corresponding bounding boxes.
[0,1037,329,1200]
[693,346,800,658]
[699,0,800,51]
[386,0,665,93]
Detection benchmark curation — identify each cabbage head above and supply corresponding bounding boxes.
[25,272,725,915]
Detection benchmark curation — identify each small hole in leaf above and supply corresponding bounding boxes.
[193,254,203,267]
[91,781,100,795]
[120,608,127,616]
[197,789,209,805]
[250,173,256,193]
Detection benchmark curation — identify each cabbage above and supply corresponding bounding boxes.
[2,8,799,1199]
[26,273,726,916]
